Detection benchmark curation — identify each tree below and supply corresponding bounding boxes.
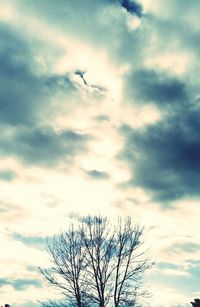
[38,300,67,307]
[191,299,200,307]
[40,225,88,307]
[40,215,152,306]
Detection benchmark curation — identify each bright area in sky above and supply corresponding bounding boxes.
[0,0,200,306]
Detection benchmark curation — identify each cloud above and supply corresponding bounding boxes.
[0,26,44,126]
[144,0,200,30]
[86,169,110,180]
[95,115,110,122]
[12,234,47,250]
[10,0,147,69]
[148,258,200,301]
[125,68,188,108]
[121,0,143,17]
[0,278,42,291]
[0,24,96,170]
[120,106,200,202]
[0,170,16,181]
[13,127,89,166]
[0,126,89,167]
[0,23,77,127]
[0,26,41,126]
[1,0,200,306]
[0,201,28,223]
[171,243,200,254]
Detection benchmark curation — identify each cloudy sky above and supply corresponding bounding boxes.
[0,0,200,306]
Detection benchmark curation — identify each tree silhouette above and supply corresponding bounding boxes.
[40,215,152,306]
[191,299,200,307]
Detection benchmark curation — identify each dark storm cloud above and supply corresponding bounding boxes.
[106,0,143,17]
[0,24,75,127]
[0,127,89,167]
[120,106,200,202]
[0,24,90,168]
[125,69,188,108]
[0,278,42,290]
[121,0,143,17]
[86,169,110,180]
[0,25,40,126]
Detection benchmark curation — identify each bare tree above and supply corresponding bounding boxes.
[39,300,66,307]
[40,215,152,307]
[113,218,150,306]
[80,216,116,306]
[40,225,89,306]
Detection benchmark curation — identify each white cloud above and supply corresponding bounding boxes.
[149,284,190,307]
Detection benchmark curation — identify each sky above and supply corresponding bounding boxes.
[0,0,200,306]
